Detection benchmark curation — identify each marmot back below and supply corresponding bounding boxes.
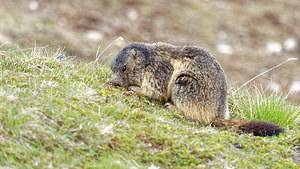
[111,42,283,136]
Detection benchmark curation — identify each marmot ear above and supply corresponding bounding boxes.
[130,48,137,59]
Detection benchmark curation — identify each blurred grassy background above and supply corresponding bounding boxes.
[0,0,299,102]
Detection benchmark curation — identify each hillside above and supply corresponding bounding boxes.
[0,48,299,168]
[0,0,300,102]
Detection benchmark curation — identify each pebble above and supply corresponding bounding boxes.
[84,31,104,42]
[28,1,39,11]
[284,37,298,52]
[127,8,138,21]
[266,41,282,54]
[216,42,233,55]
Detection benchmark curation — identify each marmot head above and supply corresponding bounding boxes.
[111,42,151,87]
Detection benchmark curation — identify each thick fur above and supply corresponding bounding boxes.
[111,42,283,136]
[213,119,283,136]
[239,121,283,136]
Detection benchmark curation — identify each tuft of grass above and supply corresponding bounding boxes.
[229,86,300,127]
[0,47,299,168]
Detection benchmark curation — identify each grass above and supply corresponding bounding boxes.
[0,47,299,168]
[229,87,300,127]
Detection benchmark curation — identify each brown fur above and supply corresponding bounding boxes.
[111,42,283,136]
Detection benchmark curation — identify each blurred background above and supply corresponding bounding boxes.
[0,0,299,102]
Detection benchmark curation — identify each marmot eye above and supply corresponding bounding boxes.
[122,65,126,72]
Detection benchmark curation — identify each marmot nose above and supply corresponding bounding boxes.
[111,81,121,86]
[111,73,124,86]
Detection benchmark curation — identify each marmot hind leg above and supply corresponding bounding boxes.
[170,75,217,125]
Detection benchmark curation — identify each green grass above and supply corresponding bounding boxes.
[229,87,300,127]
[0,48,299,168]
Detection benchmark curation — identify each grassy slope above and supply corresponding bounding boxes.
[0,49,299,168]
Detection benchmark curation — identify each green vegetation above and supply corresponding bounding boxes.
[229,87,300,127]
[0,48,299,168]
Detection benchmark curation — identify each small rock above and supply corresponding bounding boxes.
[28,1,39,11]
[266,41,282,54]
[84,30,104,42]
[216,42,233,55]
[127,8,138,20]
[284,37,298,52]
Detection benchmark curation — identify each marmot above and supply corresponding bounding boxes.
[111,42,283,136]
